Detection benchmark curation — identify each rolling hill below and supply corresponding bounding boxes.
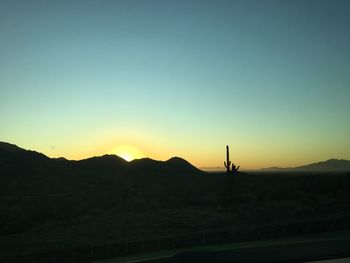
[0,141,211,234]
[0,141,205,177]
[262,159,350,172]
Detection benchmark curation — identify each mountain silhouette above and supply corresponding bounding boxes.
[2,141,350,247]
[0,141,212,235]
[295,159,350,171]
[165,156,201,174]
[0,141,48,158]
[0,141,51,176]
[0,141,25,152]
[77,154,128,171]
[129,157,164,171]
[262,159,350,172]
[0,141,205,177]
[126,156,203,176]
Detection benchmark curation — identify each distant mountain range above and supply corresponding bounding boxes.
[0,141,204,177]
[0,141,211,235]
[1,141,349,237]
[1,141,349,174]
[262,159,350,172]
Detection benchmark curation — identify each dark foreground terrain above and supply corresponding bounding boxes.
[1,142,350,262]
[139,236,350,263]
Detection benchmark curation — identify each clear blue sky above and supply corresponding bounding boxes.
[1,0,349,168]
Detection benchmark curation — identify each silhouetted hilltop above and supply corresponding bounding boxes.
[0,141,47,159]
[129,157,163,168]
[0,141,211,234]
[0,141,204,177]
[262,159,350,172]
[165,156,201,174]
[0,142,51,175]
[0,141,25,152]
[77,154,128,171]
[296,159,350,171]
[127,156,205,176]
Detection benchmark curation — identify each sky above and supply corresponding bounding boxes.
[1,0,349,169]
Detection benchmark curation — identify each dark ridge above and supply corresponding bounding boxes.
[79,154,127,162]
[126,158,164,176]
[75,154,128,173]
[0,141,204,177]
[0,142,50,163]
[129,157,163,165]
[262,159,350,172]
[0,141,25,152]
[165,156,205,175]
[77,154,128,165]
[0,141,48,158]
[128,157,164,169]
[166,156,190,164]
[53,157,68,162]
[296,159,350,171]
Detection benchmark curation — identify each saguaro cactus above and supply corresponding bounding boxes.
[232,163,240,173]
[224,145,239,174]
[224,145,231,173]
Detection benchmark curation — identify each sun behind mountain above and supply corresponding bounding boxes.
[108,144,144,161]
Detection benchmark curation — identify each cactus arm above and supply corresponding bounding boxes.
[231,164,240,173]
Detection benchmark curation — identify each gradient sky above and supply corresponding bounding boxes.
[1,0,350,169]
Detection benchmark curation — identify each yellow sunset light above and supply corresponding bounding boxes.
[108,145,144,161]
